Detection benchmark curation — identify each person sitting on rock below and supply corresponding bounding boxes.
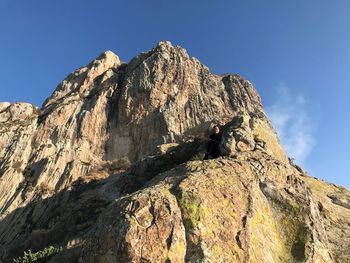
[204,125,223,160]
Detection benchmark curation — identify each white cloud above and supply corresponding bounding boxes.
[266,85,315,164]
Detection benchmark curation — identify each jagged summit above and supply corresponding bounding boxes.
[43,50,122,108]
[0,42,349,263]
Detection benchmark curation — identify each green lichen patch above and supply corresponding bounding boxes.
[171,164,248,262]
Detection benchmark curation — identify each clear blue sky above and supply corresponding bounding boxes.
[1,0,349,189]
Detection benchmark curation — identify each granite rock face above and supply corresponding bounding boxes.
[0,42,349,263]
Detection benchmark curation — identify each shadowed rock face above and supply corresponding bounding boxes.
[0,41,349,263]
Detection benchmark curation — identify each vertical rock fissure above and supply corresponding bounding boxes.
[168,176,192,263]
[240,178,254,263]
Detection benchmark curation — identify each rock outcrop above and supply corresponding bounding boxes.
[0,41,349,263]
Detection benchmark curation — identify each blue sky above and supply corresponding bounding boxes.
[1,0,349,189]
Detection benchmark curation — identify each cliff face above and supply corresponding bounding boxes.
[0,42,349,263]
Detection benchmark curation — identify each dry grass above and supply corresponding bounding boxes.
[104,157,131,171]
[79,170,109,184]
[79,157,131,184]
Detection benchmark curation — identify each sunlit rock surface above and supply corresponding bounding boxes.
[0,42,349,263]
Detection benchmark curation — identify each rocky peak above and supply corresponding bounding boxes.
[43,50,122,108]
[0,42,349,263]
[127,41,191,70]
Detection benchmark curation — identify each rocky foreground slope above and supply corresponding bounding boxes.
[0,41,349,263]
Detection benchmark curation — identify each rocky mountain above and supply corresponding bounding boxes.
[0,41,349,263]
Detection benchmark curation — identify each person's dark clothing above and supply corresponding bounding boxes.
[204,133,222,159]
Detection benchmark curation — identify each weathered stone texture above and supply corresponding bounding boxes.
[0,42,349,263]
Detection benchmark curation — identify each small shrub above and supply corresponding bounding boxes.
[106,157,131,171]
[30,139,40,149]
[13,246,62,263]
[12,161,22,173]
[26,181,34,193]
[37,183,53,195]
[33,107,42,116]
